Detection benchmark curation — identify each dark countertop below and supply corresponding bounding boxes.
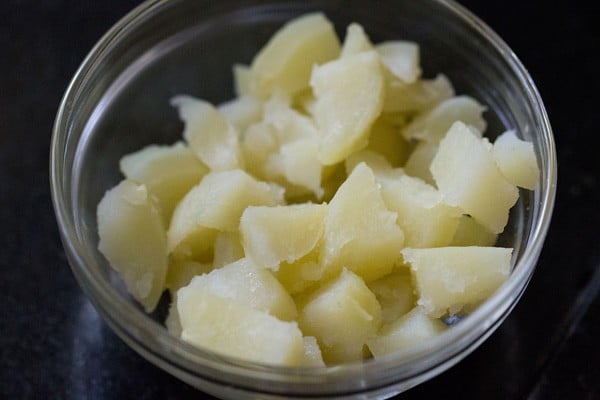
[1,0,598,398]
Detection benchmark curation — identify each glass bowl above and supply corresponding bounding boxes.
[50,0,557,398]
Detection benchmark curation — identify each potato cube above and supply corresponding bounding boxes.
[311,50,384,165]
[250,13,341,97]
[182,258,297,321]
[165,259,212,295]
[177,290,304,366]
[298,269,381,363]
[379,174,461,248]
[213,231,244,269]
[171,95,243,171]
[302,336,326,367]
[383,74,454,113]
[404,141,438,185]
[367,268,416,326]
[119,142,207,224]
[340,23,373,57]
[218,95,263,133]
[376,41,421,83]
[322,163,405,282]
[402,246,512,317]
[167,169,284,257]
[366,116,411,167]
[402,96,487,143]
[430,121,518,233]
[492,130,540,190]
[367,307,446,357]
[97,180,167,312]
[451,215,498,247]
[240,203,327,270]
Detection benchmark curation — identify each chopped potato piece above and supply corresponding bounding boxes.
[402,247,512,317]
[402,96,487,143]
[119,142,207,224]
[165,260,212,295]
[97,180,167,312]
[240,203,327,270]
[218,95,262,133]
[383,74,454,113]
[232,63,253,96]
[298,269,381,363]
[322,163,405,282]
[376,41,421,84]
[178,290,304,366]
[302,336,326,366]
[250,13,341,97]
[404,141,438,185]
[213,231,244,269]
[492,130,540,189]
[379,174,461,248]
[182,258,297,321]
[275,250,324,295]
[311,50,384,165]
[451,215,498,247]
[171,95,243,171]
[367,307,446,357]
[367,268,416,325]
[167,169,284,257]
[366,116,411,167]
[431,121,518,233]
[340,23,373,57]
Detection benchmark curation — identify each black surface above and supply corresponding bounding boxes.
[1,0,599,399]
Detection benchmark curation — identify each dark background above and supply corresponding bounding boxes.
[1,0,598,399]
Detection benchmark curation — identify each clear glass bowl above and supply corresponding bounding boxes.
[50,0,557,398]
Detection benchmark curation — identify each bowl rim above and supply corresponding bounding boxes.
[50,0,557,395]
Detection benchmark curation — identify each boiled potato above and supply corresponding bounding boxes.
[250,13,341,98]
[180,257,297,321]
[97,180,167,312]
[171,95,243,171]
[218,95,262,132]
[403,141,438,184]
[213,231,244,269]
[298,268,381,363]
[119,142,207,224]
[321,163,404,282]
[340,23,373,57]
[367,307,447,357]
[240,203,327,270]
[431,121,518,233]
[376,41,421,84]
[383,74,454,113]
[402,96,487,143]
[167,169,284,258]
[492,130,540,189]
[311,50,384,165]
[177,289,304,366]
[302,336,326,367]
[165,259,212,295]
[402,246,512,317]
[451,215,498,247]
[378,174,461,248]
[367,268,416,326]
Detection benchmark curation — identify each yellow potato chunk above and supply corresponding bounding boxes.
[430,121,519,233]
[402,96,487,143]
[298,269,382,363]
[250,13,341,98]
[177,290,304,366]
[167,169,284,257]
[367,307,447,357]
[322,163,405,282]
[171,95,243,171]
[402,247,512,317]
[97,180,167,312]
[492,130,540,190]
[240,203,327,270]
[366,116,411,167]
[311,50,385,165]
[302,336,326,367]
[379,174,461,248]
[213,231,244,269]
[165,259,212,295]
[275,249,324,295]
[232,63,253,96]
[218,95,263,133]
[451,215,498,247]
[367,268,416,325]
[119,142,207,224]
[376,41,421,84]
[404,141,438,184]
[181,257,297,321]
[383,74,454,113]
[340,23,373,57]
